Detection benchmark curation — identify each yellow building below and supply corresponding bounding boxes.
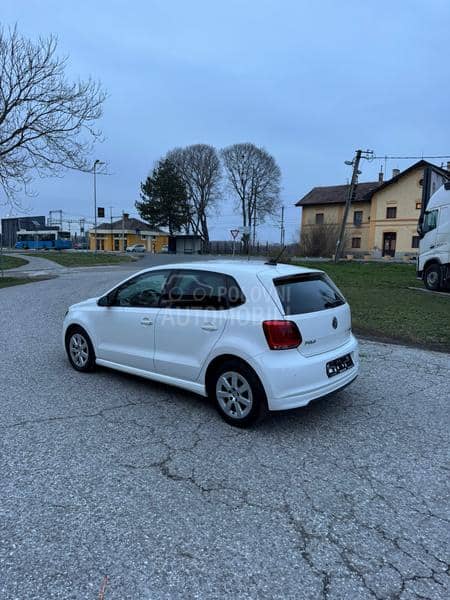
[88,214,168,252]
[296,160,449,257]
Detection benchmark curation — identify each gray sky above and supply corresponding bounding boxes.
[2,0,450,241]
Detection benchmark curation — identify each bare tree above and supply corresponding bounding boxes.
[299,224,344,258]
[221,143,281,250]
[167,144,222,243]
[0,26,106,206]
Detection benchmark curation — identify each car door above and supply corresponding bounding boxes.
[95,270,170,371]
[153,269,230,382]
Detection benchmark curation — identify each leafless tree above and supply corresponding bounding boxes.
[0,26,106,206]
[167,144,222,243]
[221,143,281,250]
[299,224,345,257]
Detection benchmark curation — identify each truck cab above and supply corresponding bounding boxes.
[417,182,450,291]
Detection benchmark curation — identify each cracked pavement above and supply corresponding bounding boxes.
[0,267,449,599]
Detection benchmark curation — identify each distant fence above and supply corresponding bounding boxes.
[204,241,300,257]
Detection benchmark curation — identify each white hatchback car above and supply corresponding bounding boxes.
[63,261,359,426]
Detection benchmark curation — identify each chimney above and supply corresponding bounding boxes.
[123,212,129,220]
[446,161,450,172]
[392,168,400,178]
[378,169,384,183]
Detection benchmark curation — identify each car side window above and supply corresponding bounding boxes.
[114,270,169,307]
[161,270,245,310]
[226,275,246,308]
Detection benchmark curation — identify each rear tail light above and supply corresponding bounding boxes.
[262,320,302,350]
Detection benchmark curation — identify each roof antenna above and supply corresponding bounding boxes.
[265,245,287,266]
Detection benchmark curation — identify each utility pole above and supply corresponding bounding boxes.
[280,206,285,246]
[109,207,114,251]
[122,211,125,252]
[334,149,373,263]
[79,218,85,247]
[93,159,105,252]
[93,160,99,252]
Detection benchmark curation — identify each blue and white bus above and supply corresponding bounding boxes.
[15,230,72,250]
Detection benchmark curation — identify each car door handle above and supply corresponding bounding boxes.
[201,322,218,332]
[140,318,153,326]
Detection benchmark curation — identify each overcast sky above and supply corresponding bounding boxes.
[2,0,450,241]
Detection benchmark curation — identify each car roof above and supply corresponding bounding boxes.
[142,260,321,278]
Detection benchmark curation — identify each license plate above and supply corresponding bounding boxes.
[326,353,354,378]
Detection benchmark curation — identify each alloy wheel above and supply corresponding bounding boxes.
[216,371,253,419]
[69,333,89,368]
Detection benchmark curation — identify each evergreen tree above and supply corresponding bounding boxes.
[136,159,190,235]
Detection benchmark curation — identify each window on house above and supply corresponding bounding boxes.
[386,206,397,219]
[411,236,420,249]
[416,202,422,210]
[353,210,363,225]
[315,213,324,225]
[351,237,361,249]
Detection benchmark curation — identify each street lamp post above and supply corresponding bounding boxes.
[93,159,105,252]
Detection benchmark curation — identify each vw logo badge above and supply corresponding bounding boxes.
[332,317,338,329]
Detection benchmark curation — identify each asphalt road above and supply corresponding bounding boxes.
[0,264,449,600]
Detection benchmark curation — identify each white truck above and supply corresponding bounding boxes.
[417,182,450,291]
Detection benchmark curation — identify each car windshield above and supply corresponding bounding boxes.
[274,273,345,315]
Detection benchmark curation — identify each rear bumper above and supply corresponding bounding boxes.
[256,335,359,411]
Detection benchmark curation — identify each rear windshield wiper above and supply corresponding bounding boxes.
[324,299,344,309]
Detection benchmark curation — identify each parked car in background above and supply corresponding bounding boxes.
[63,261,359,427]
[159,244,168,253]
[126,244,146,253]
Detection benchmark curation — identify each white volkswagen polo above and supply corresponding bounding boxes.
[63,261,358,426]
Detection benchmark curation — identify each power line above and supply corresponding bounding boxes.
[370,154,450,160]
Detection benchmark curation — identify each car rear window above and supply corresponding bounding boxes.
[274,273,345,315]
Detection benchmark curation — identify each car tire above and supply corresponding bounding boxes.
[209,359,268,427]
[65,326,96,372]
[424,264,441,291]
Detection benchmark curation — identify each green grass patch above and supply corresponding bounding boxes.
[294,261,450,352]
[31,252,135,267]
[0,255,28,270]
[0,276,51,289]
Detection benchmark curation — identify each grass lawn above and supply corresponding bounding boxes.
[0,276,51,289]
[30,252,135,267]
[0,255,28,270]
[294,261,450,352]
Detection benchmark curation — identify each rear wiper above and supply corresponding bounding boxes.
[324,299,344,309]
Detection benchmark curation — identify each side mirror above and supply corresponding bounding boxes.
[97,292,115,307]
